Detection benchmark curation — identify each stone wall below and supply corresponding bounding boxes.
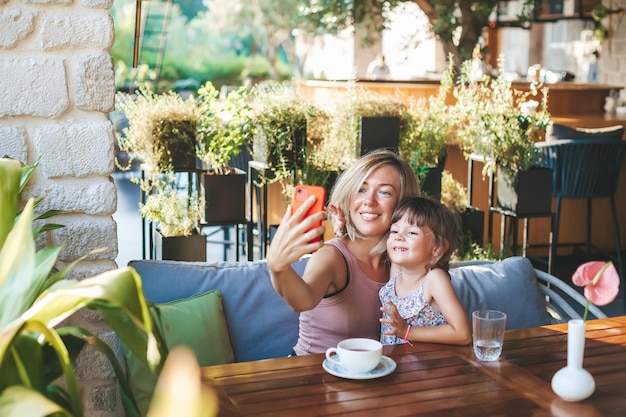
[0,0,121,416]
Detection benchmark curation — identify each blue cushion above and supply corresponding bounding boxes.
[547,122,624,141]
[129,258,308,362]
[450,257,551,330]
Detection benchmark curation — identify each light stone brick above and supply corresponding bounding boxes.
[0,125,28,161]
[22,176,117,215]
[62,260,118,281]
[76,54,115,112]
[0,10,35,48]
[41,15,114,50]
[81,0,114,9]
[24,0,71,4]
[34,121,114,178]
[52,215,118,261]
[0,58,69,117]
[89,384,117,411]
[74,328,122,380]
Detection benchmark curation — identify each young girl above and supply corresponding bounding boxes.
[379,196,471,346]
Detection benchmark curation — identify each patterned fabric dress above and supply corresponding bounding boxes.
[379,272,447,345]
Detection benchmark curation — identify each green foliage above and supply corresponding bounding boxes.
[401,58,456,179]
[452,55,551,176]
[0,158,159,417]
[250,82,329,191]
[325,84,409,169]
[115,85,199,174]
[139,175,205,238]
[196,82,256,172]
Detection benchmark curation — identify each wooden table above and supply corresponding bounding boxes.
[202,317,626,416]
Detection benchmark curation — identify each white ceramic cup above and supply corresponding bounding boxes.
[325,338,383,373]
[472,310,507,361]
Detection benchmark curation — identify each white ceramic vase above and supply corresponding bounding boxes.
[551,319,596,402]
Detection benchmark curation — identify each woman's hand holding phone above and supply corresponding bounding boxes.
[292,185,327,243]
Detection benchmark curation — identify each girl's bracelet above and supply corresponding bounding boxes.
[403,324,414,346]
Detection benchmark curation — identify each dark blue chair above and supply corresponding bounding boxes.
[536,138,625,305]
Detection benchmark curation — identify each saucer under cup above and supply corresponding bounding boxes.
[325,338,382,373]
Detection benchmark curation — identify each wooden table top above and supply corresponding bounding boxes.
[202,316,626,416]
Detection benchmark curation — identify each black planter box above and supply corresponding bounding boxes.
[156,233,206,262]
[203,168,247,224]
[420,164,443,201]
[460,207,485,247]
[360,116,400,155]
[496,167,553,216]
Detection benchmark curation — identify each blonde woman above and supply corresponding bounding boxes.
[266,150,420,355]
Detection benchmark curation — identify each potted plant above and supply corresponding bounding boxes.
[115,84,200,175]
[115,85,209,260]
[326,85,408,166]
[250,82,328,194]
[0,158,159,417]
[196,82,256,224]
[453,55,553,217]
[401,58,457,200]
[140,174,207,261]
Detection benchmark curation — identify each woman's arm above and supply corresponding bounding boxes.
[266,196,344,312]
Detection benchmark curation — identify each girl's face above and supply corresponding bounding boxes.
[387,214,437,269]
[349,165,401,239]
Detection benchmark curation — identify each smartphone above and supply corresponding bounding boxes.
[292,185,327,243]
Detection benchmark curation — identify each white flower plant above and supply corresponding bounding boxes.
[115,85,205,237]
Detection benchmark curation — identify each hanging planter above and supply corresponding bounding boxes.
[155,232,207,262]
[496,166,553,216]
[202,168,247,224]
[359,116,400,155]
[418,154,447,201]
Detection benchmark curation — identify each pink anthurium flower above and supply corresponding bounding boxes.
[571,261,620,320]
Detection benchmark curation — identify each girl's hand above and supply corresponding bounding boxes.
[266,195,326,272]
[326,203,347,238]
[380,300,409,339]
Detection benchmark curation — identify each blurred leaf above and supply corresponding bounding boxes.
[0,385,71,417]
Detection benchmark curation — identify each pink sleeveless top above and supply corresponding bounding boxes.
[293,239,387,355]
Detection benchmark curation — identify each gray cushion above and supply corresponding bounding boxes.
[129,258,308,362]
[547,122,624,141]
[450,257,551,330]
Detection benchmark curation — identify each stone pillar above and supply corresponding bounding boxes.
[0,0,120,415]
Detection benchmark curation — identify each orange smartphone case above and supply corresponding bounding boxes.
[292,185,326,242]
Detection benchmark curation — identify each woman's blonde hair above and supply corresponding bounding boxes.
[329,149,420,253]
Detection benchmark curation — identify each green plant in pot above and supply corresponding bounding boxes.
[326,85,410,166]
[453,54,552,220]
[454,55,551,178]
[116,84,200,176]
[250,82,328,197]
[401,58,457,200]
[194,81,256,225]
[0,158,159,417]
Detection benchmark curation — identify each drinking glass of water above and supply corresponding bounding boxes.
[472,310,507,361]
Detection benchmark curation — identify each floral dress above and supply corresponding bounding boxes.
[379,272,447,345]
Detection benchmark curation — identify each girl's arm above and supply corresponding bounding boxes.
[381,270,471,346]
[414,269,471,345]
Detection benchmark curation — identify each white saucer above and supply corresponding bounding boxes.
[322,355,396,380]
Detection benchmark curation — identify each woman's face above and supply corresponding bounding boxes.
[349,165,401,239]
